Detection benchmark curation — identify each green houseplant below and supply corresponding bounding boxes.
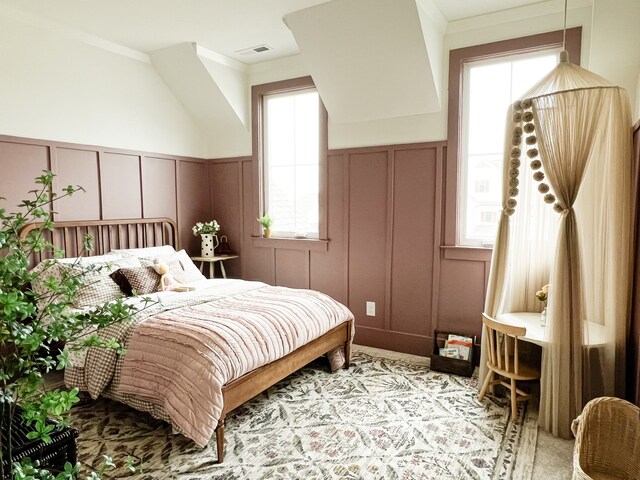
[0,172,141,479]
[257,215,273,238]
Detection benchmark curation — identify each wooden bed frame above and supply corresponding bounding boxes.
[20,217,353,463]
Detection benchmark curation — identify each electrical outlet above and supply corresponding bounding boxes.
[366,301,375,316]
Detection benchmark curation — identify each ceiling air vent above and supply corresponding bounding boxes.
[235,44,273,56]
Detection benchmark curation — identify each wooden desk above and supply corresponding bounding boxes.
[191,255,239,279]
[497,312,606,347]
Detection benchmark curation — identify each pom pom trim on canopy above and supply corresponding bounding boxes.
[502,51,622,217]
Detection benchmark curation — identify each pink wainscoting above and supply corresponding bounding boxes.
[208,160,243,279]
[309,154,348,305]
[54,148,101,221]
[348,150,388,332]
[0,134,493,358]
[0,141,50,214]
[208,142,489,356]
[100,152,143,220]
[142,156,177,221]
[0,135,209,254]
[177,160,211,254]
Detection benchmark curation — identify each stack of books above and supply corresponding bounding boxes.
[439,334,473,361]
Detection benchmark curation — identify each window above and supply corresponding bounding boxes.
[252,77,327,241]
[474,180,490,193]
[264,89,320,237]
[479,210,499,224]
[445,28,582,252]
[459,49,559,246]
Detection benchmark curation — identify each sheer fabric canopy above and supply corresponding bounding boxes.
[481,53,634,438]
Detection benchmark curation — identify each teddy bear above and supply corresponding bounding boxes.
[152,259,194,292]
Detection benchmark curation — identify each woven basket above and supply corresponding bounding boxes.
[571,397,640,480]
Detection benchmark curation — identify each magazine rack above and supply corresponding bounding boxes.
[430,330,476,377]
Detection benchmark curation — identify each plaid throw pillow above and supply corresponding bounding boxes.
[116,266,161,295]
[59,264,123,308]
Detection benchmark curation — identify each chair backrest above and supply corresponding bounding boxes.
[482,313,527,375]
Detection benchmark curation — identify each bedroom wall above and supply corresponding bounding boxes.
[208,142,467,356]
[0,7,209,158]
[0,135,211,254]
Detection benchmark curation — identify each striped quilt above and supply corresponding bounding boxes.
[65,281,353,447]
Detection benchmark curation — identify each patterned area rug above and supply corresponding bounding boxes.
[71,348,537,479]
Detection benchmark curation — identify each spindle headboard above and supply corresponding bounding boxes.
[19,217,178,264]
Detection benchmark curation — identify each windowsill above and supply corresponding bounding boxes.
[252,236,329,252]
[441,245,493,261]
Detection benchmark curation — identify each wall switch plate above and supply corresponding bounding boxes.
[366,301,375,316]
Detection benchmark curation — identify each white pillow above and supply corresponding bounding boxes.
[57,252,124,265]
[139,250,206,283]
[176,250,207,283]
[113,245,177,258]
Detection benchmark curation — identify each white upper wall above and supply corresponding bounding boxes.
[230,1,596,156]
[0,6,209,157]
[588,0,640,123]
[1,0,638,158]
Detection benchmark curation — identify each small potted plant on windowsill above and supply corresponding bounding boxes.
[257,215,273,238]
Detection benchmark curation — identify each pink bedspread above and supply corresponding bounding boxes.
[117,285,353,447]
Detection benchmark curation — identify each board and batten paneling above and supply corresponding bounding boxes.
[54,148,101,221]
[208,160,243,279]
[100,152,142,220]
[239,158,274,284]
[0,135,208,254]
[0,141,50,214]
[309,154,348,305]
[209,142,455,356]
[177,160,211,254]
[348,150,388,332]
[142,156,177,221]
[0,134,494,358]
[390,148,437,336]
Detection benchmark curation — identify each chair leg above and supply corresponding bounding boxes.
[510,379,518,420]
[478,370,494,400]
[215,420,225,463]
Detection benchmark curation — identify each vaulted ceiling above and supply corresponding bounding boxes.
[1,0,547,63]
[0,0,574,135]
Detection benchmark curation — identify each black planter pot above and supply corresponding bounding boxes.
[1,406,78,479]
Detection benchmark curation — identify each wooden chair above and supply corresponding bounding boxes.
[478,313,541,419]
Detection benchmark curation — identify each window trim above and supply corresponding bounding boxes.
[251,76,328,243]
[444,28,582,253]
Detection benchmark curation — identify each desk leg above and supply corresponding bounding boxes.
[199,262,204,273]
[209,262,215,279]
[220,261,227,279]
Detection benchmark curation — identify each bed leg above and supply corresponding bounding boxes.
[344,342,351,369]
[215,420,225,463]
[344,320,353,369]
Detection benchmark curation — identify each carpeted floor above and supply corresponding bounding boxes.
[71,345,537,479]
